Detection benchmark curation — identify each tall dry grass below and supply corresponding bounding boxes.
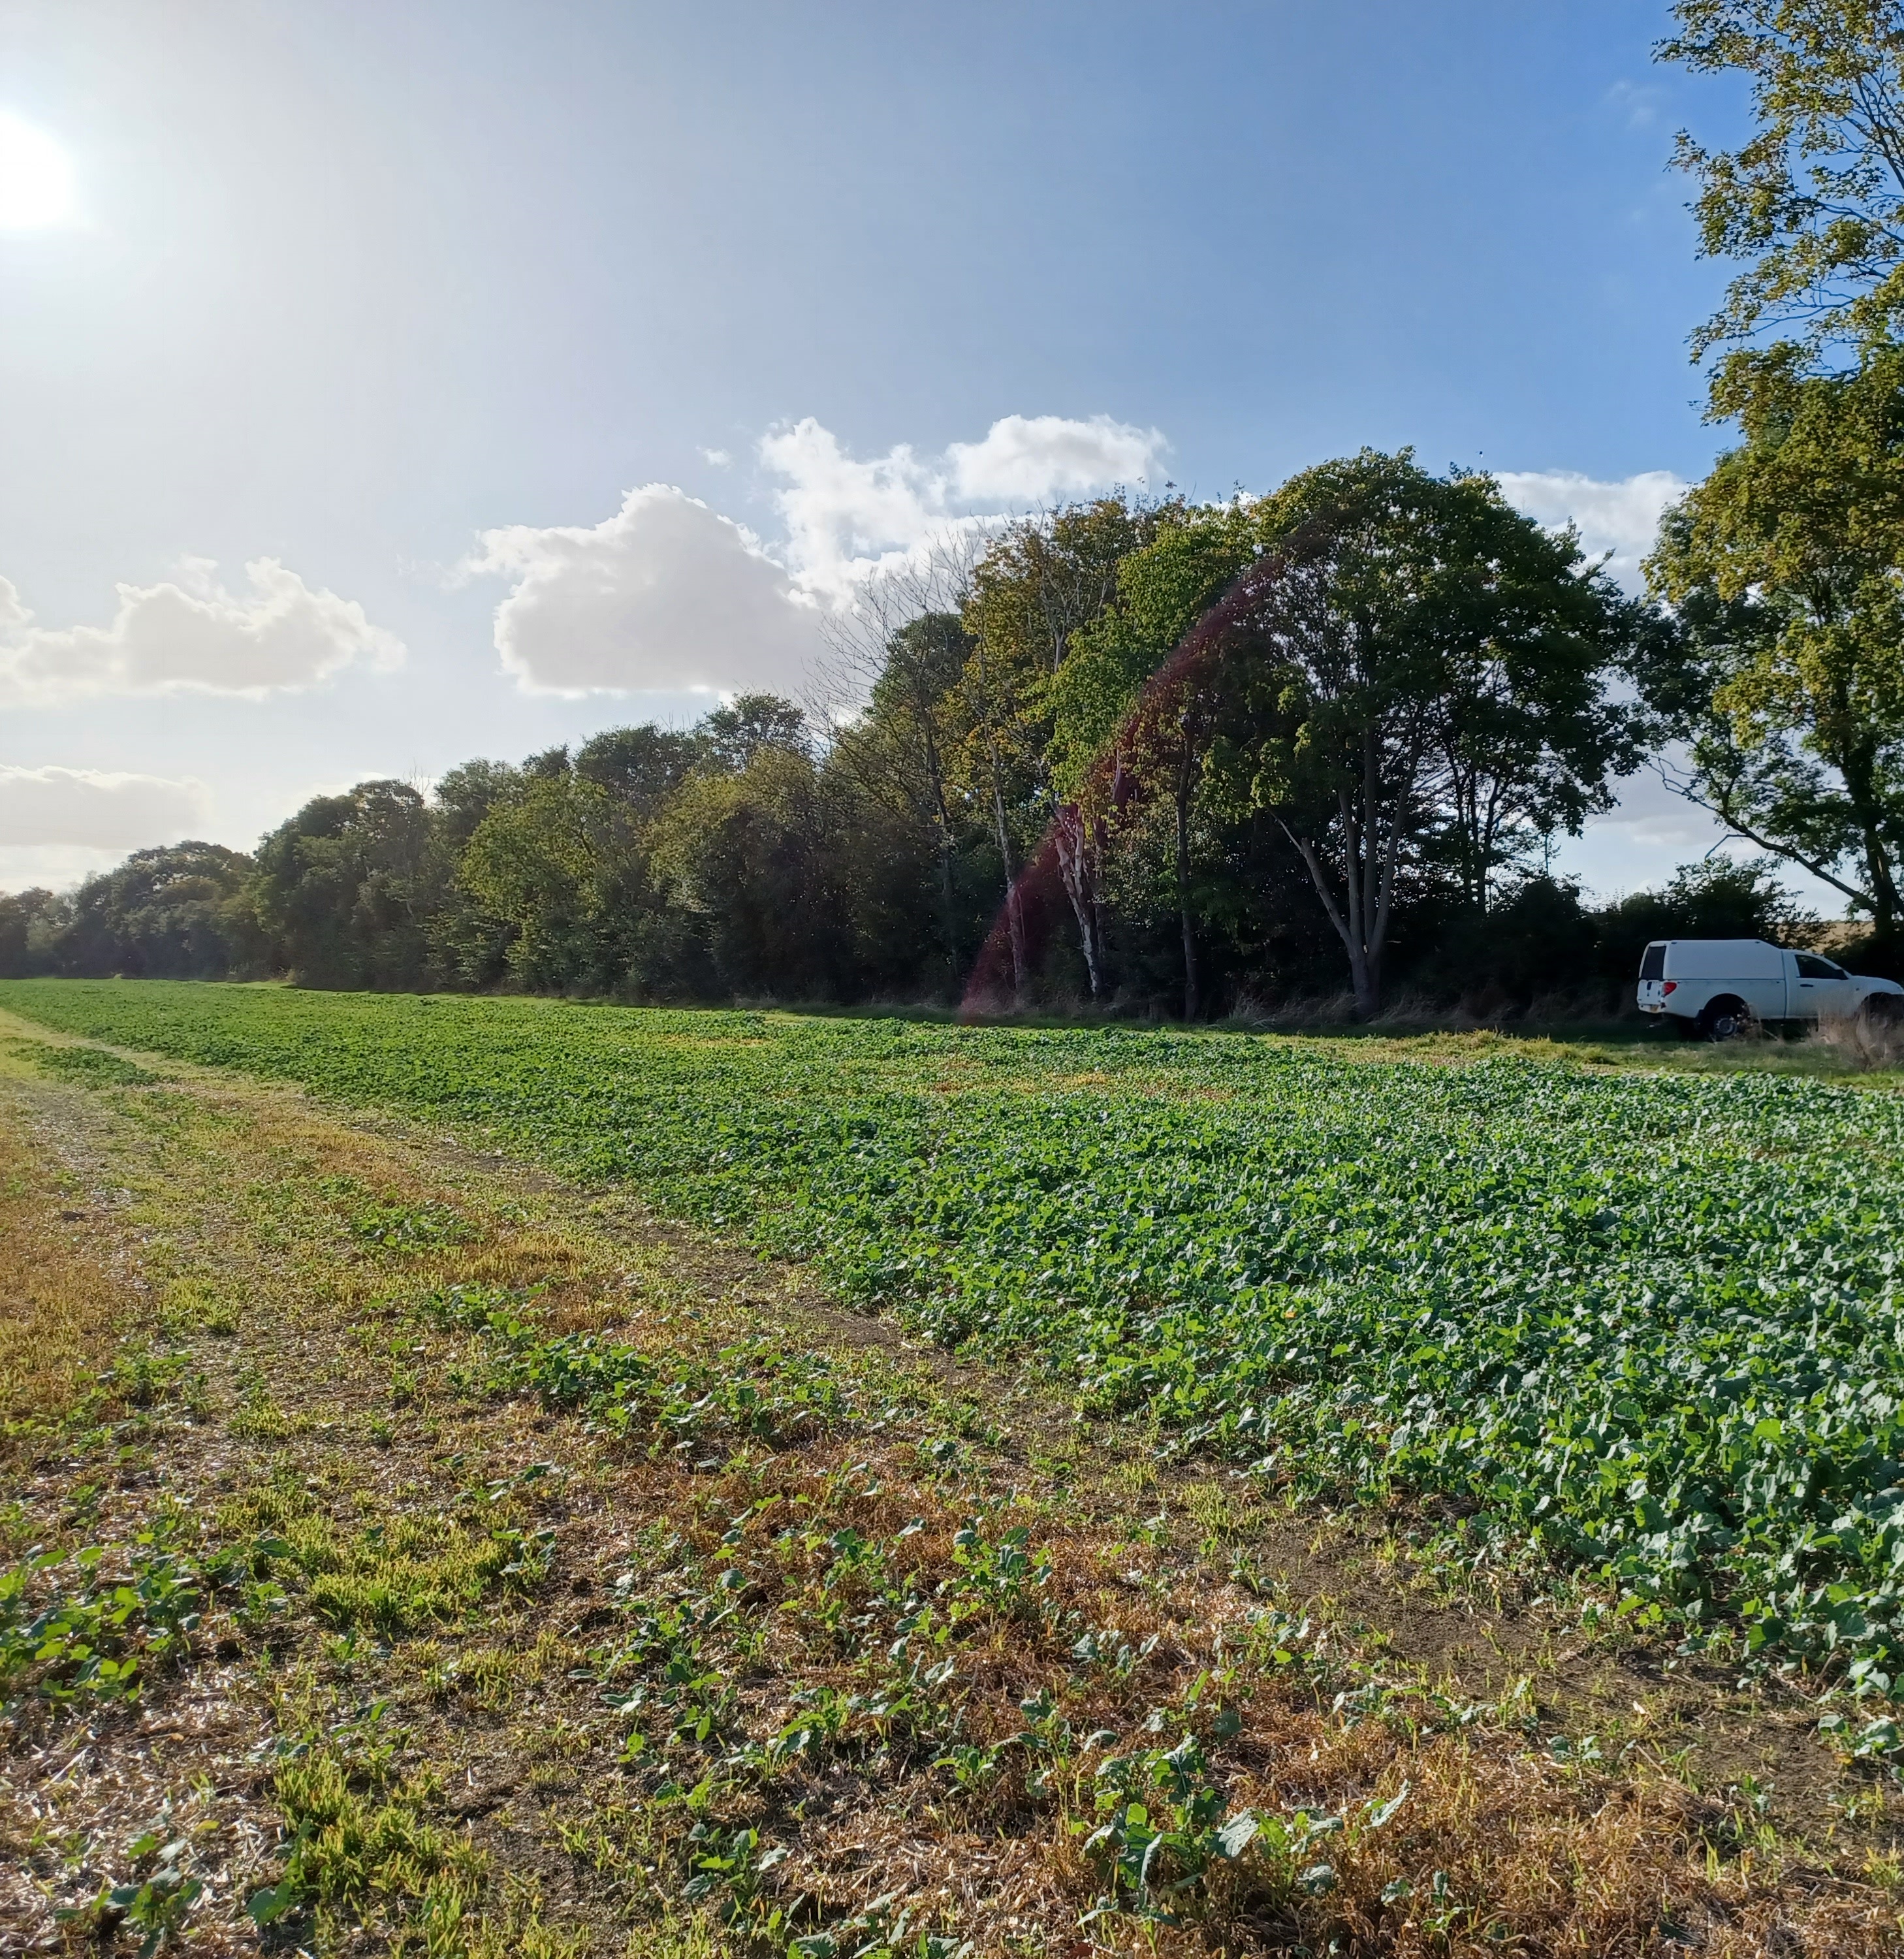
[1808,1008,1904,1072]
[0,1121,129,1450]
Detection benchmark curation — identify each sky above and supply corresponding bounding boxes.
[0,0,1786,904]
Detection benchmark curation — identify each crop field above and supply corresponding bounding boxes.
[6,979,1904,1680]
[7,979,1904,1957]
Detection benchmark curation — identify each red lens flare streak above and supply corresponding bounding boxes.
[957,537,1305,1019]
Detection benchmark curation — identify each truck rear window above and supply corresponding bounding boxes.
[1639,944,1665,981]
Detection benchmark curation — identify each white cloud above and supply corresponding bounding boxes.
[0,559,404,704]
[759,419,951,604]
[762,411,1165,604]
[0,845,131,893]
[0,765,210,848]
[947,413,1164,502]
[1493,468,1688,589]
[701,447,733,468]
[474,412,1166,693]
[469,485,827,696]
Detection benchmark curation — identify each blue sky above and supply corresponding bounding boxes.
[0,1,1775,900]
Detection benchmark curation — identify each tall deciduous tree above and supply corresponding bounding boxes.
[252,781,437,989]
[1662,1,1904,360]
[1053,503,1255,1015]
[1220,453,1637,1017]
[1643,343,1904,947]
[825,612,976,985]
[957,498,1157,996]
[61,841,265,979]
[649,726,855,1000]
[460,770,616,991]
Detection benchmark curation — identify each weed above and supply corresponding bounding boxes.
[249,1703,484,1945]
[0,1523,238,1710]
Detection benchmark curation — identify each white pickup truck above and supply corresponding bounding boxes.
[1637,938,1904,1038]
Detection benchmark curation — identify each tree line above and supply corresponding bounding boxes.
[8,6,1904,1019]
[0,443,1865,1019]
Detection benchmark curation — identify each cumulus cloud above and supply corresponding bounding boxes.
[0,560,403,705]
[947,413,1164,502]
[763,411,1166,605]
[475,413,1166,693]
[0,765,210,848]
[1493,468,1689,589]
[469,485,828,695]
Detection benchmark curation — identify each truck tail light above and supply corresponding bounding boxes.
[1661,981,1677,995]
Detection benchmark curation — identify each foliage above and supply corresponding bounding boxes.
[825,611,988,989]
[0,885,67,978]
[22,1040,161,1087]
[1220,452,1643,1014]
[953,498,1160,998]
[1643,343,1904,946]
[0,460,1826,1018]
[14,981,1904,1681]
[1,1521,241,1712]
[1053,502,1258,1016]
[60,842,266,980]
[1662,0,1904,359]
[251,780,441,991]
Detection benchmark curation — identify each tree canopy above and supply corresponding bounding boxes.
[1664,0,1904,360]
[1644,341,1904,946]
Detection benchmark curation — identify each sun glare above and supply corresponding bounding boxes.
[0,112,76,229]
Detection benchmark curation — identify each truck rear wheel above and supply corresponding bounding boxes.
[1697,996,1753,1042]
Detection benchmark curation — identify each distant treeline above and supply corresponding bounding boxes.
[3,449,1892,1019]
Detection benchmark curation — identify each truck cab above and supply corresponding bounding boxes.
[1636,938,1903,1038]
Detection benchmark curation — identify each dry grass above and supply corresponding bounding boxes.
[1,1023,1901,1956]
[0,1076,133,1450]
[1809,1010,1904,1073]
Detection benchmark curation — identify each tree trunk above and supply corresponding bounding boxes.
[989,771,1025,996]
[936,823,959,983]
[1277,729,1418,1021]
[1841,737,1902,963]
[1175,745,1198,1020]
[1346,943,1377,1020]
[1281,820,1378,1017]
[917,715,962,985]
[1055,807,1102,998]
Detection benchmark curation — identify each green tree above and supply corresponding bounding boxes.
[460,771,614,991]
[422,759,523,986]
[453,729,706,996]
[648,727,853,999]
[1220,453,1637,1017]
[1643,344,1904,946]
[825,612,977,987]
[574,725,699,814]
[0,887,70,978]
[696,694,811,773]
[1662,1,1904,360]
[251,782,437,989]
[1053,503,1256,1015]
[957,498,1158,995]
[61,842,266,978]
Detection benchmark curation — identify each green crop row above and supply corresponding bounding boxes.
[8,979,1904,1680]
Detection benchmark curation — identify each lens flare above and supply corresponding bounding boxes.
[960,542,1299,1018]
[0,113,76,229]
